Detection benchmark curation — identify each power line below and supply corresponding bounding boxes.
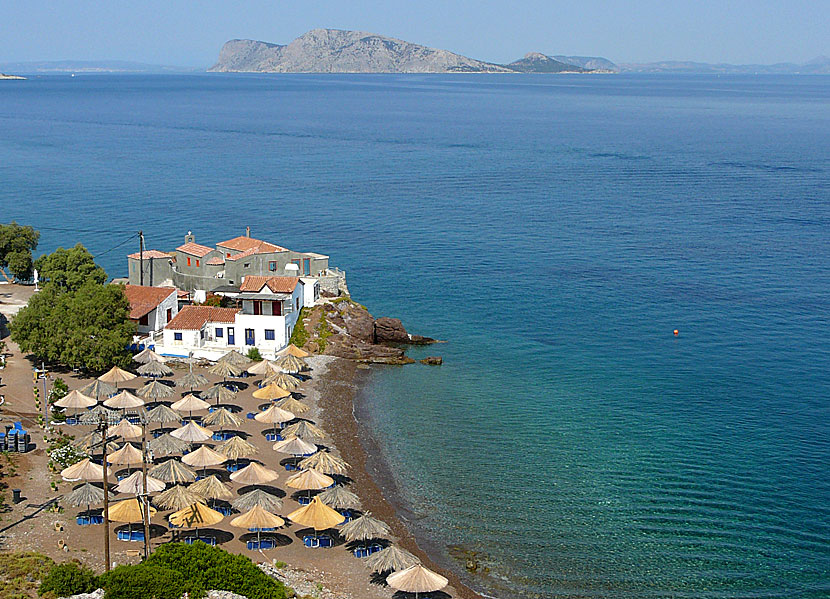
[91,234,139,259]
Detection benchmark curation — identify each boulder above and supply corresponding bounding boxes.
[373,317,410,344]
[420,356,443,365]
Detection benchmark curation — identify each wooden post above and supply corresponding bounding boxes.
[141,423,150,560]
[99,416,111,572]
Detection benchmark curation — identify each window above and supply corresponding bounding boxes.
[215,327,223,338]
[227,252,231,258]
[303,258,311,275]
[296,297,300,310]
[196,259,200,267]
[138,314,149,326]
[245,329,255,346]
[243,262,250,268]
[174,332,183,341]
[264,329,275,341]
[166,308,172,323]
[268,261,277,271]
[187,257,191,267]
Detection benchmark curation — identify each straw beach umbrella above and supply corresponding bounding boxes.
[278,344,310,358]
[168,502,223,537]
[203,407,242,434]
[115,470,165,495]
[149,459,196,484]
[318,485,361,513]
[216,436,258,465]
[79,379,117,400]
[254,405,295,437]
[386,565,448,598]
[189,475,232,506]
[61,458,111,482]
[231,505,285,546]
[148,433,189,458]
[153,485,203,511]
[98,366,137,386]
[107,443,144,474]
[134,348,167,364]
[281,421,326,443]
[80,405,120,425]
[64,482,105,515]
[176,371,209,392]
[54,390,96,418]
[247,359,279,376]
[108,419,143,440]
[108,498,156,522]
[145,404,181,427]
[232,489,282,513]
[275,354,309,374]
[229,462,277,486]
[171,394,210,418]
[366,545,419,574]
[182,446,227,475]
[252,382,291,401]
[273,436,317,457]
[202,384,237,404]
[72,430,118,453]
[103,390,145,411]
[218,350,250,366]
[209,360,244,381]
[341,513,391,547]
[300,451,350,476]
[286,496,344,532]
[285,469,334,501]
[138,380,174,400]
[275,397,310,415]
[262,371,301,391]
[137,360,173,377]
[170,421,212,443]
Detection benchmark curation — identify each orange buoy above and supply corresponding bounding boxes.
[673,329,679,336]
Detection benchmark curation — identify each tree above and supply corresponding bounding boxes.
[0,222,39,281]
[34,244,107,291]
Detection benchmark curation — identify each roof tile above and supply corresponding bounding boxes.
[218,236,288,254]
[123,285,176,320]
[239,276,300,294]
[176,242,214,257]
[127,250,170,260]
[166,306,239,330]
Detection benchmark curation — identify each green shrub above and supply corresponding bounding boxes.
[39,561,97,598]
[0,552,55,599]
[289,308,309,347]
[99,563,202,599]
[246,347,263,361]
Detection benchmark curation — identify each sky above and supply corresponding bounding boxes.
[1,0,826,67]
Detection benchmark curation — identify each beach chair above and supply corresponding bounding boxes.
[297,496,311,506]
[284,463,299,471]
[265,432,278,442]
[353,547,369,558]
[184,535,216,546]
[338,509,353,523]
[226,462,243,472]
[246,412,256,419]
[216,506,233,516]
[65,417,78,426]
[369,543,383,554]
[302,534,332,548]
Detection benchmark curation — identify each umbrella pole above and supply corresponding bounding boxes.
[99,416,111,573]
[141,423,151,560]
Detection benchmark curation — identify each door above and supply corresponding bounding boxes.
[166,308,172,323]
[245,329,255,346]
[303,258,311,275]
[227,327,235,345]
[253,300,262,315]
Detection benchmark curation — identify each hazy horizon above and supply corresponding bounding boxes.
[1,0,827,68]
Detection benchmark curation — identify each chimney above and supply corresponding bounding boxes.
[245,226,250,238]
[184,231,195,244]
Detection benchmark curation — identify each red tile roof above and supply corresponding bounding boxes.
[217,236,287,253]
[123,285,176,320]
[206,256,225,265]
[176,242,214,257]
[127,250,170,260]
[224,247,258,262]
[166,306,238,330]
[239,276,300,294]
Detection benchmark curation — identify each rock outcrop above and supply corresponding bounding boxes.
[209,29,514,73]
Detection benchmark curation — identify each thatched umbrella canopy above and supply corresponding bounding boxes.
[64,482,105,513]
[218,350,251,366]
[341,513,391,543]
[231,506,285,545]
[80,405,120,425]
[229,462,277,485]
[254,405,295,437]
[176,371,209,391]
[98,366,137,385]
[275,397,310,415]
[108,498,156,523]
[262,371,301,391]
[61,458,111,482]
[386,565,448,597]
[168,502,223,530]
[54,390,96,411]
[79,379,117,399]
[203,408,242,431]
[170,421,212,443]
[181,446,227,474]
[145,404,180,426]
[275,354,309,374]
[247,359,279,376]
[285,469,334,501]
[300,451,350,476]
[149,459,196,484]
[366,545,419,574]
[153,485,203,511]
[317,485,361,510]
[138,380,174,400]
[107,443,144,474]
[278,344,310,358]
[103,390,145,411]
[252,382,290,401]
[209,360,244,380]
[171,394,210,417]
[133,348,167,364]
[216,436,258,462]
[232,489,282,513]
[202,384,237,404]
[148,433,189,458]
[286,496,344,532]
[137,360,173,377]
[108,419,143,440]
[272,436,317,457]
[281,421,326,443]
[115,471,166,495]
[189,475,232,501]
[72,430,118,453]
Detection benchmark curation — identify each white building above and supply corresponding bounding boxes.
[155,276,306,360]
[123,285,178,335]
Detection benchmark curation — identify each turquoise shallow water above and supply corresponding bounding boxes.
[1,74,828,598]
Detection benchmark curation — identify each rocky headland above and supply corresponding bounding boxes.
[0,73,26,80]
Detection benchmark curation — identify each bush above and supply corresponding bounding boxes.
[39,561,97,598]
[99,563,201,599]
[246,347,263,361]
[0,552,55,599]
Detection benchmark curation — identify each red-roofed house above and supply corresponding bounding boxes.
[123,285,178,334]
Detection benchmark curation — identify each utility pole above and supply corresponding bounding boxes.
[139,230,145,287]
[141,423,151,560]
[99,415,111,572]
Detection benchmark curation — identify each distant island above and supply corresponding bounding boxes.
[0,72,25,80]
[0,60,200,74]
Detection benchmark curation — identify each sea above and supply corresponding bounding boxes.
[1,73,828,598]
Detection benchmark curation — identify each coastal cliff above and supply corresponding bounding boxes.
[209,29,514,73]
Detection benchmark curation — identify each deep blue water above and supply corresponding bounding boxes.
[1,74,828,598]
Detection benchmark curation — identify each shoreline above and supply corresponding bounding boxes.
[317,357,485,599]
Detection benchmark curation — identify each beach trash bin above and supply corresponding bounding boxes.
[12,489,22,504]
